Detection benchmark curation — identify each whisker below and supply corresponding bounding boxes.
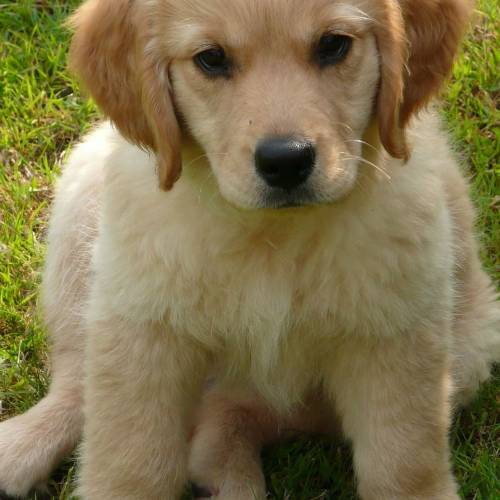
[345,139,380,154]
[183,154,209,170]
[330,121,354,133]
[339,153,391,180]
[183,151,230,170]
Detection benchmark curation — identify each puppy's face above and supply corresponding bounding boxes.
[70,0,472,208]
[166,0,379,208]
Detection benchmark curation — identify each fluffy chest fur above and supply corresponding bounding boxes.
[81,124,456,406]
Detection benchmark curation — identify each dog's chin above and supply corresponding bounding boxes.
[223,186,343,212]
[215,174,359,211]
[259,186,322,209]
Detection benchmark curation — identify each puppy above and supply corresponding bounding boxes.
[0,0,499,499]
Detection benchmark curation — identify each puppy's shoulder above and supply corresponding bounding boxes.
[53,122,136,200]
[406,109,463,179]
[375,109,468,224]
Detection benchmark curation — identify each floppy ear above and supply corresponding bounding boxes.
[376,0,473,159]
[68,0,182,190]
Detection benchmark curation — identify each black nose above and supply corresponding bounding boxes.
[255,137,315,190]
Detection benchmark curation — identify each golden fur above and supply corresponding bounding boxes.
[0,0,498,499]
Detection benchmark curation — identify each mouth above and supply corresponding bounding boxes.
[259,185,321,209]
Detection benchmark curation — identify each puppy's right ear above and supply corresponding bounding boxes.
[375,0,473,161]
[68,0,182,190]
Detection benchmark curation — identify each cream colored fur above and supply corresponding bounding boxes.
[0,114,498,499]
[0,0,499,499]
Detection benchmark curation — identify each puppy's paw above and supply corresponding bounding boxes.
[0,419,45,499]
[0,488,50,500]
[215,483,267,500]
[190,480,266,500]
[0,490,18,500]
[191,482,216,498]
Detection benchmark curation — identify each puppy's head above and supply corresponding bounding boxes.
[69,0,472,209]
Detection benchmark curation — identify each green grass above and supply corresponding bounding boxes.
[0,1,498,498]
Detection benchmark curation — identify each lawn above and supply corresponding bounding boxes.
[0,1,498,498]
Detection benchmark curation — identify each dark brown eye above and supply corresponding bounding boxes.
[194,47,232,77]
[315,34,352,67]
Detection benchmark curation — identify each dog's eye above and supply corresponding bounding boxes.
[315,34,352,67]
[194,47,232,77]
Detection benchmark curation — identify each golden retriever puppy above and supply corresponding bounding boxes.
[0,0,498,498]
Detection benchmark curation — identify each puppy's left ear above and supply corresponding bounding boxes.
[68,0,182,190]
[376,0,473,159]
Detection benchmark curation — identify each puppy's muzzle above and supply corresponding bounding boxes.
[255,137,315,190]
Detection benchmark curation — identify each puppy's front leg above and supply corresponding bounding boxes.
[326,329,458,500]
[78,317,207,500]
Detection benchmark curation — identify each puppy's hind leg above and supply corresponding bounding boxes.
[0,272,89,498]
[188,389,270,500]
[0,182,96,497]
[188,388,332,500]
[0,344,83,498]
[447,184,500,407]
[452,265,500,407]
